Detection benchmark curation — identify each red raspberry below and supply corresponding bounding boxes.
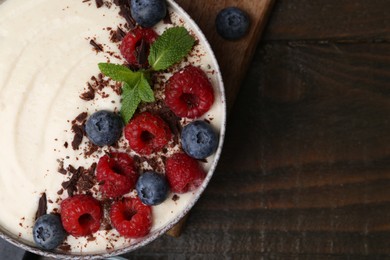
[165,153,206,193]
[119,27,158,68]
[110,197,152,238]
[96,152,138,198]
[60,194,102,237]
[124,112,172,155]
[165,65,214,118]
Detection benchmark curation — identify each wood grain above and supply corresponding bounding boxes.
[125,42,390,258]
[264,0,390,41]
[166,0,275,237]
[123,0,390,254]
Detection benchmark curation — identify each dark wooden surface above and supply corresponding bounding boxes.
[122,0,390,258]
[167,0,275,237]
[2,0,390,258]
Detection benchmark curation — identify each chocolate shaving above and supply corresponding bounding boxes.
[103,223,112,231]
[113,0,127,5]
[136,38,148,66]
[89,39,103,52]
[95,0,104,8]
[117,27,126,40]
[73,112,88,124]
[76,163,97,192]
[115,0,136,29]
[163,11,172,24]
[86,73,121,97]
[68,164,77,174]
[122,11,136,30]
[58,243,71,252]
[161,155,167,166]
[146,157,159,172]
[62,167,82,196]
[85,142,99,157]
[80,83,96,101]
[71,124,85,150]
[172,194,180,202]
[35,193,47,220]
[60,163,98,197]
[157,105,182,144]
[87,236,97,242]
[58,160,67,175]
[110,27,126,43]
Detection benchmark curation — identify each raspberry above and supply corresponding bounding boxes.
[165,65,214,118]
[110,197,152,238]
[165,153,206,193]
[124,111,172,155]
[119,27,158,68]
[60,195,102,237]
[96,152,138,198]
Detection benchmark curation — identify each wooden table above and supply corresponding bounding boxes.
[2,0,390,258]
[125,0,390,258]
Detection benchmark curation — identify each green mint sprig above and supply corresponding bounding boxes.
[98,26,195,123]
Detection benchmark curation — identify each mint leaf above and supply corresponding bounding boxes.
[148,27,195,71]
[118,74,155,122]
[98,63,139,85]
[138,74,155,102]
[121,82,141,123]
[98,63,151,122]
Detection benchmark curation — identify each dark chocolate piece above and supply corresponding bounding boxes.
[95,0,104,8]
[80,83,96,101]
[74,112,88,124]
[71,124,84,150]
[136,38,148,65]
[35,193,47,220]
[89,39,103,52]
[163,11,172,24]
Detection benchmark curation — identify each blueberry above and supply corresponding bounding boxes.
[215,7,250,40]
[33,214,67,250]
[130,0,167,28]
[136,171,169,205]
[181,121,219,159]
[85,110,123,146]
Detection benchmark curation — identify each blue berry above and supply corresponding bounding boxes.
[215,7,250,40]
[181,121,218,159]
[136,171,169,206]
[33,214,67,250]
[85,110,123,146]
[130,0,167,28]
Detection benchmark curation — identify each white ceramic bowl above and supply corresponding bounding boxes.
[0,0,226,258]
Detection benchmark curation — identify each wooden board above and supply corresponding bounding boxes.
[166,0,275,237]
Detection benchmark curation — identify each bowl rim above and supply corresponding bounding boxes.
[0,0,226,258]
